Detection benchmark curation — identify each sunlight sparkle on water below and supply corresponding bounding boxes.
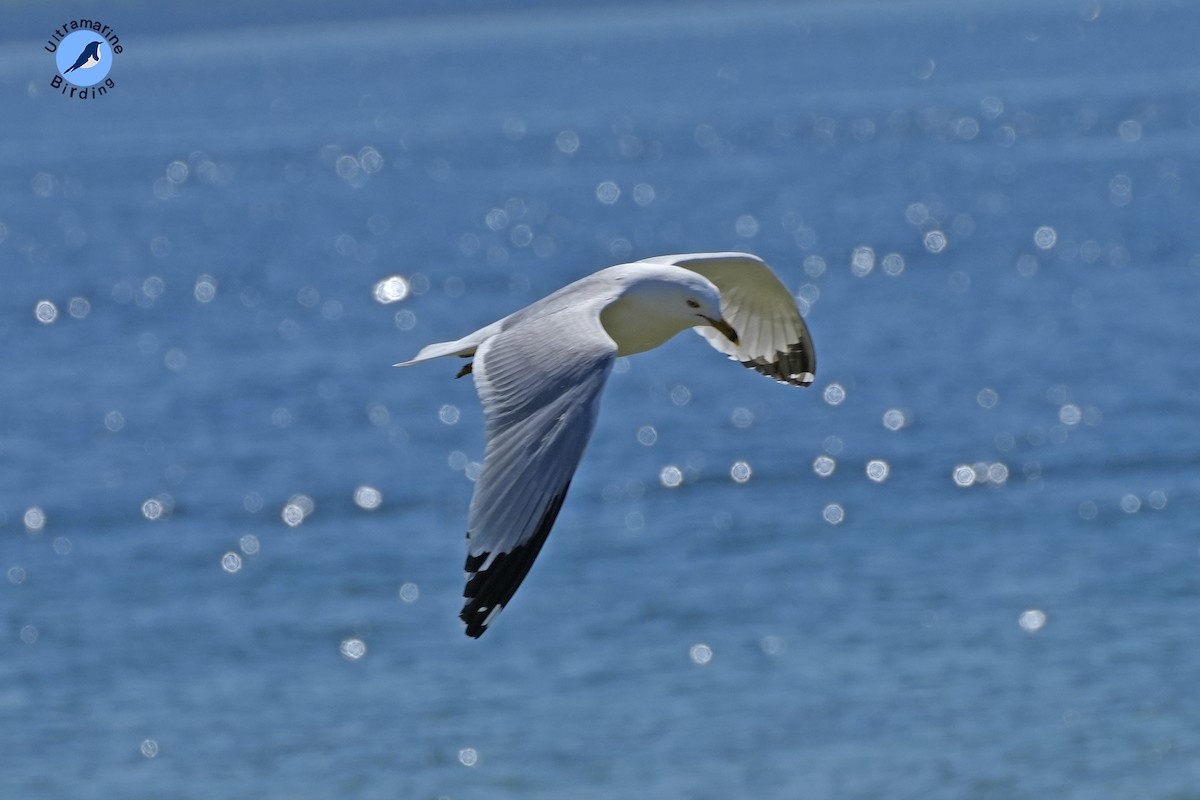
[730,461,752,483]
[340,638,367,660]
[813,455,836,477]
[398,582,420,603]
[865,460,890,483]
[353,486,383,510]
[823,503,844,525]
[760,635,785,655]
[140,740,159,759]
[394,309,417,330]
[659,465,683,488]
[636,425,658,446]
[35,300,58,324]
[1019,609,1047,632]
[882,408,908,431]
[689,643,714,665]
[1059,404,1082,426]
[735,214,759,238]
[458,748,479,767]
[555,130,580,154]
[953,466,976,487]
[373,276,409,304]
[23,507,45,533]
[823,384,846,406]
[850,246,874,277]
[1034,226,1057,250]
[1117,119,1142,143]
[142,498,165,521]
[670,385,691,406]
[282,495,314,527]
[596,181,620,204]
[221,552,243,573]
[923,230,948,254]
[194,274,217,303]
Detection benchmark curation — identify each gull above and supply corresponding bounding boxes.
[397,252,816,637]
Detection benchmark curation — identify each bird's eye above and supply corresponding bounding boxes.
[686,299,700,309]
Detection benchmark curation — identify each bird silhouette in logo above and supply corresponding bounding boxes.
[63,41,103,75]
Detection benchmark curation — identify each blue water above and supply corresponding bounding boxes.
[3,1,1199,797]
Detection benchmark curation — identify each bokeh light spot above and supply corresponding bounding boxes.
[730,407,754,428]
[35,300,58,324]
[923,230,948,253]
[354,485,383,510]
[1034,226,1058,250]
[596,181,620,204]
[340,638,367,660]
[865,460,890,483]
[659,465,683,488]
[636,425,658,446]
[1019,609,1047,632]
[23,507,46,534]
[953,465,976,487]
[689,643,714,665]
[373,276,409,304]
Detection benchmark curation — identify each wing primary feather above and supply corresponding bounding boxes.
[460,481,572,638]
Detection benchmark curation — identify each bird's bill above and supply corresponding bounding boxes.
[703,315,739,346]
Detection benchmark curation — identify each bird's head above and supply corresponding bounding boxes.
[600,265,739,355]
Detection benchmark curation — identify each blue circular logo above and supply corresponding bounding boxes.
[55,30,113,87]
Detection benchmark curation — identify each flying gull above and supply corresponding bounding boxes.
[397,252,816,637]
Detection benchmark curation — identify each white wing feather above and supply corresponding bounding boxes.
[458,308,616,636]
[640,252,816,386]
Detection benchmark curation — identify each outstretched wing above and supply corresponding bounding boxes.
[461,309,616,637]
[641,252,816,387]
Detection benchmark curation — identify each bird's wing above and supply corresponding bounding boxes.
[460,306,616,637]
[641,252,816,387]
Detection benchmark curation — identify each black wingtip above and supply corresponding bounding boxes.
[740,339,817,387]
[459,483,571,638]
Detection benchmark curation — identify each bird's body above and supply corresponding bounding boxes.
[63,41,103,74]
[397,252,816,637]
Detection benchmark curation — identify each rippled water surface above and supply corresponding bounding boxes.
[3,1,1199,797]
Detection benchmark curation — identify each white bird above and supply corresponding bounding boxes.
[396,252,816,637]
